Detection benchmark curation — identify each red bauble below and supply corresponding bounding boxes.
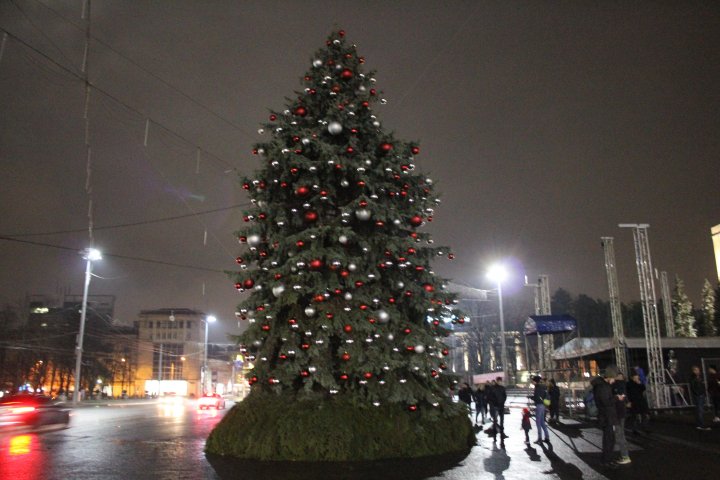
[408,405,418,412]
[235,257,244,264]
[411,146,420,155]
[340,69,353,80]
[295,185,310,196]
[313,294,325,302]
[344,324,353,333]
[363,372,373,379]
[309,259,323,270]
[340,270,349,278]
[423,283,435,293]
[342,352,351,361]
[403,328,412,335]
[442,348,449,356]
[269,114,277,121]
[261,324,270,331]
[301,343,310,350]
[448,253,455,260]
[340,373,349,380]
[431,370,438,377]
[304,211,318,222]
[296,240,305,248]
[380,142,393,153]
[243,279,255,289]
[338,30,345,37]
[234,282,242,290]
[346,146,354,154]
[407,247,416,255]
[288,318,297,325]
[300,371,309,377]
[409,215,423,226]
[294,106,307,117]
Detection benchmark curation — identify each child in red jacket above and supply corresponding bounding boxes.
[521,407,532,444]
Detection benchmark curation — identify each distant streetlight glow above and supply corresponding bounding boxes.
[73,248,102,405]
[487,263,509,385]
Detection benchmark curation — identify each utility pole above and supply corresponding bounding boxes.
[619,224,670,408]
[600,237,628,375]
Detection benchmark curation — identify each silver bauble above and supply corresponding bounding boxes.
[339,235,348,244]
[327,121,343,135]
[355,209,371,221]
[272,285,285,297]
[377,310,390,323]
[348,263,357,272]
[247,234,261,247]
[312,59,322,67]
[344,292,353,301]
[304,306,316,317]
[414,345,426,353]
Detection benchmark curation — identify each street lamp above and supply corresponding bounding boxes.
[487,263,508,385]
[202,315,217,394]
[73,247,102,405]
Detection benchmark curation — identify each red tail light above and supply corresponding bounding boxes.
[10,406,36,415]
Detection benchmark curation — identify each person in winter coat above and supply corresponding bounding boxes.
[458,382,473,413]
[530,375,550,443]
[548,379,561,423]
[707,365,720,423]
[592,365,619,468]
[626,372,649,433]
[689,366,710,430]
[521,407,532,444]
[486,377,508,441]
[473,383,488,425]
[612,372,631,464]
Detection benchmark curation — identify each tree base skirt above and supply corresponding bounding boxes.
[205,392,475,462]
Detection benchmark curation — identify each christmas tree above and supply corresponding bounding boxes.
[672,275,697,337]
[206,30,474,462]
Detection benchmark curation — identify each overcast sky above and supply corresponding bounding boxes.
[1,1,718,341]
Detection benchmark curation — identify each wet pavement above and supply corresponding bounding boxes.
[1,395,718,479]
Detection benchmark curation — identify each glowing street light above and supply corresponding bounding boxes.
[487,263,509,385]
[202,315,217,394]
[73,248,102,405]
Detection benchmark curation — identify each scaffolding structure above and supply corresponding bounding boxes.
[660,271,675,337]
[524,275,552,375]
[619,223,670,408]
[600,237,628,375]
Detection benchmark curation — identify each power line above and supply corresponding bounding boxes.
[0,236,228,274]
[1,202,249,238]
[0,26,240,172]
[30,0,255,142]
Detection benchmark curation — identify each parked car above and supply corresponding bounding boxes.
[0,393,70,431]
[198,393,225,410]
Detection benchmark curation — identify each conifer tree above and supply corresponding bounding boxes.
[208,31,473,461]
[672,275,697,337]
[699,279,717,336]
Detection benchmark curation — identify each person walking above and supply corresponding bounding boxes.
[626,372,649,434]
[612,372,631,465]
[592,366,619,468]
[530,376,551,443]
[689,365,711,430]
[487,377,508,441]
[707,365,720,423]
[548,378,561,424]
[458,382,473,414]
[473,383,488,425]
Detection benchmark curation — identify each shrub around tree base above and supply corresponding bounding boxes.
[205,392,475,462]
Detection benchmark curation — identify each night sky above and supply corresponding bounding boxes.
[1,1,718,341]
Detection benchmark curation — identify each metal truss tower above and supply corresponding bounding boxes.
[660,271,675,338]
[525,275,552,374]
[600,237,628,375]
[619,224,670,408]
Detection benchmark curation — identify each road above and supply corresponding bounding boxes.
[0,398,229,480]
[1,395,718,480]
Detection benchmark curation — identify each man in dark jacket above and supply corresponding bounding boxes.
[626,372,649,433]
[458,382,473,413]
[707,365,720,423]
[486,377,508,441]
[592,365,619,467]
[612,372,631,464]
[689,365,710,430]
[473,383,488,425]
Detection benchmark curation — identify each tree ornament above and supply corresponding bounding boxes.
[411,146,420,155]
[304,306,316,317]
[294,106,307,117]
[380,142,393,153]
[414,345,426,354]
[328,121,343,135]
[343,324,353,333]
[295,186,310,196]
[355,208,371,221]
[312,59,323,68]
[342,352,351,361]
[304,211,318,222]
[409,216,423,227]
[348,263,357,272]
[340,68,353,79]
[423,283,435,292]
[243,279,255,289]
[338,234,349,244]
[377,310,390,323]
[272,285,285,297]
[247,234,262,247]
[309,259,323,270]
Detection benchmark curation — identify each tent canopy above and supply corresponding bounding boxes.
[524,314,577,336]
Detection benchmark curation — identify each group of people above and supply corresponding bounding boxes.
[458,377,508,442]
[690,364,720,430]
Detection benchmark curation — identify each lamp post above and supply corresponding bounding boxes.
[487,264,508,385]
[73,247,102,405]
[202,315,217,394]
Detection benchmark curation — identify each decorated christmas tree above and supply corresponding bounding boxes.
[206,30,474,462]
